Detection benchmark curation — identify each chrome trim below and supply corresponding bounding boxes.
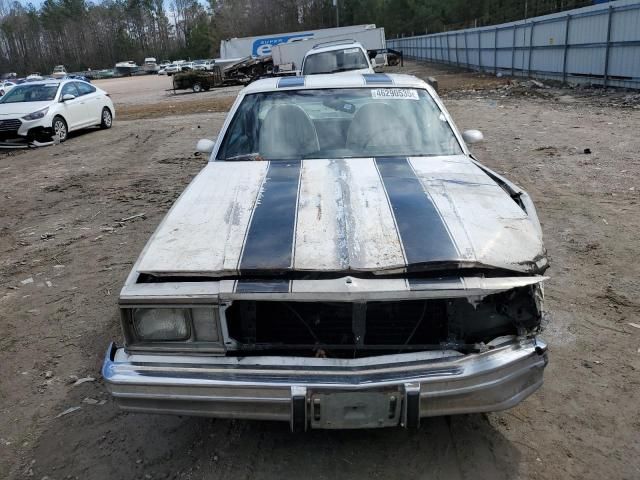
[103,337,548,428]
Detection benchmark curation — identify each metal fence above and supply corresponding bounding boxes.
[387,0,640,89]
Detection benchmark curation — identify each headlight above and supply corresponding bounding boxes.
[133,308,190,341]
[22,107,49,121]
[130,307,219,342]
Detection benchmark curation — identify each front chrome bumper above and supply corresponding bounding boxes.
[102,337,547,430]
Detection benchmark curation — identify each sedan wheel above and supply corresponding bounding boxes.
[100,108,113,129]
[53,117,68,142]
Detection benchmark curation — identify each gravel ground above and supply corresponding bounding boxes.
[0,62,639,480]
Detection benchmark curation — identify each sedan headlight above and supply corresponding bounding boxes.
[133,308,190,341]
[22,107,49,121]
[130,307,220,343]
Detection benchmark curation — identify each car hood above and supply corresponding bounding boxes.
[136,156,546,278]
[0,101,52,116]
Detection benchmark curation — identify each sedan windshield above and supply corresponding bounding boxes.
[303,48,369,75]
[216,88,463,161]
[0,84,59,103]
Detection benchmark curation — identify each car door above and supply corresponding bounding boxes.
[74,82,101,125]
[58,82,83,130]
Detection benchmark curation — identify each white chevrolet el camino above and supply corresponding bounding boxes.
[103,73,549,431]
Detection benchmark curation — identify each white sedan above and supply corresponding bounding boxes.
[0,80,16,96]
[164,64,182,76]
[0,79,115,146]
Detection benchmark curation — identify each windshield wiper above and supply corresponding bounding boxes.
[224,152,263,162]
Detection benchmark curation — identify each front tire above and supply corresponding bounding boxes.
[192,82,203,93]
[100,107,113,129]
[52,116,68,142]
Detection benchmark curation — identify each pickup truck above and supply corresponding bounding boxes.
[301,41,375,75]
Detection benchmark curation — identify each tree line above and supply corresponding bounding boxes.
[0,0,595,75]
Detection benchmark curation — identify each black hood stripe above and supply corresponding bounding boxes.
[362,73,393,85]
[375,157,459,266]
[239,161,302,272]
[408,277,464,291]
[235,279,290,293]
[277,76,305,88]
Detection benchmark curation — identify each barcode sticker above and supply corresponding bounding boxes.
[371,88,420,100]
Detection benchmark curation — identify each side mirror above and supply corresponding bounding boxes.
[371,58,377,68]
[196,138,215,154]
[462,129,484,144]
[61,94,75,101]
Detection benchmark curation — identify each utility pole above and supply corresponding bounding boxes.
[333,0,339,27]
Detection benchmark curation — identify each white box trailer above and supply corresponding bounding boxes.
[271,27,387,73]
[220,25,376,59]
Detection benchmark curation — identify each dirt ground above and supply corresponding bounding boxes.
[1,62,639,480]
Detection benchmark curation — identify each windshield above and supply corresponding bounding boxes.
[216,88,462,161]
[0,84,59,103]
[303,48,369,75]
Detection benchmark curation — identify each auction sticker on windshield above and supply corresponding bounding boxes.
[371,88,419,100]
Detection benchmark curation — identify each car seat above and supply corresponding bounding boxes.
[259,104,320,159]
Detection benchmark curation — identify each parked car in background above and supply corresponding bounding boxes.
[0,80,16,96]
[0,79,114,146]
[64,74,91,83]
[158,61,171,75]
[103,73,549,431]
[164,64,182,76]
[302,40,374,75]
[51,65,67,78]
[26,73,44,81]
[181,62,195,71]
[143,57,160,74]
[193,60,215,71]
[192,59,206,69]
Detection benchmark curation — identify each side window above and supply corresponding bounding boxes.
[75,82,95,96]
[60,83,80,98]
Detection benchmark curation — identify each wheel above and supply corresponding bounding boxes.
[192,82,203,93]
[100,107,112,129]
[52,116,68,142]
[0,90,4,96]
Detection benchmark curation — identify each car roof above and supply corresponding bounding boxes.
[14,80,62,86]
[11,78,90,87]
[307,41,365,55]
[242,73,430,94]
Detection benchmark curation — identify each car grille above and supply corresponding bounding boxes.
[227,300,448,348]
[0,118,21,133]
[224,287,539,358]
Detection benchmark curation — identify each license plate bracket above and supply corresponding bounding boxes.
[309,390,401,429]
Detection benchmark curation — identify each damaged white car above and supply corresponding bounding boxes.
[103,73,549,431]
